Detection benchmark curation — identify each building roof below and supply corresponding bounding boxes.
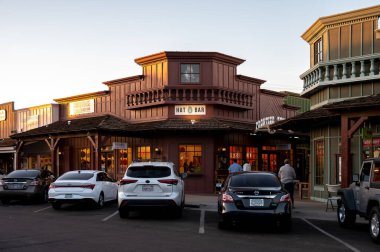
[271,94,380,131]
[134,51,246,66]
[10,114,256,140]
[54,90,110,103]
[10,115,130,139]
[0,138,17,147]
[302,5,380,42]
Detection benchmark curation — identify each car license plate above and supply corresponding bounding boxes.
[65,194,73,199]
[142,185,154,192]
[250,198,264,207]
[8,184,23,190]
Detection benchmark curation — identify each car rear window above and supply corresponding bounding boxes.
[57,173,94,181]
[229,174,281,188]
[127,166,171,178]
[6,170,40,178]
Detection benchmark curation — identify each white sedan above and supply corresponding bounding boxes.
[48,170,118,209]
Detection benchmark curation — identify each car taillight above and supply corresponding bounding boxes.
[221,193,234,203]
[80,184,96,190]
[30,180,41,186]
[49,184,56,189]
[280,194,291,202]
[119,179,138,185]
[158,179,178,185]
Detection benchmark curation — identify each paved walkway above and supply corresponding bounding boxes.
[185,194,342,221]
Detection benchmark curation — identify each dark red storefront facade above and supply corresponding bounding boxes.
[11,51,304,193]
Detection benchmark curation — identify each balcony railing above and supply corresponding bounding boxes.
[126,86,254,110]
[300,54,380,95]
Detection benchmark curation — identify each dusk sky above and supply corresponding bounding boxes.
[1,0,380,109]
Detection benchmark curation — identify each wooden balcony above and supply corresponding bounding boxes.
[126,86,254,110]
[300,54,380,96]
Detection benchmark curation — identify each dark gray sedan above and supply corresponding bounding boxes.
[0,169,53,204]
[217,171,292,231]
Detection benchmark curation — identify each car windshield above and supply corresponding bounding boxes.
[229,173,280,188]
[6,170,40,178]
[127,166,171,178]
[57,173,94,181]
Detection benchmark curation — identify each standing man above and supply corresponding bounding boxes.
[228,159,243,173]
[278,159,296,208]
[243,160,251,172]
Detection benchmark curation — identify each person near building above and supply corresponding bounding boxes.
[243,161,251,172]
[228,159,243,173]
[278,159,296,208]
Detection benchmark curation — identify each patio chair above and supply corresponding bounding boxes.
[325,184,341,211]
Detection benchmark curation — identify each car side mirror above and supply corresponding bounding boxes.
[352,174,359,183]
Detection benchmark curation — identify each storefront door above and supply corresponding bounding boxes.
[101,152,115,179]
[261,152,277,173]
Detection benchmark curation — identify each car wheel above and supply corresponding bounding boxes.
[369,206,380,243]
[337,199,356,228]
[1,198,10,205]
[277,216,292,232]
[218,214,231,230]
[173,205,183,218]
[52,202,61,210]
[119,209,129,219]
[97,193,104,209]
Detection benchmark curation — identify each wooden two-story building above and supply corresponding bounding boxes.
[11,51,302,193]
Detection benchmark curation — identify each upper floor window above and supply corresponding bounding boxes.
[181,64,200,83]
[314,38,323,64]
[378,16,380,29]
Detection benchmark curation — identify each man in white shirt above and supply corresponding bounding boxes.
[243,161,251,172]
[278,159,296,208]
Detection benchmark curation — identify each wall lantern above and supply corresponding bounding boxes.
[190,119,196,125]
[154,147,161,155]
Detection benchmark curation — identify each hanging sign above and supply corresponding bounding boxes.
[112,142,128,150]
[175,105,206,115]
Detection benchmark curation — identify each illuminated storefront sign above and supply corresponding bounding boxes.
[69,99,95,116]
[0,110,6,121]
[256,116,285,130]
[175,105,206,115]
[27,115,39,130]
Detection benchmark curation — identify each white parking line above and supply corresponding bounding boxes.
[33,206,51,213]
[102,211,119,222]
[302,218,361,252]
[199,209,205,234]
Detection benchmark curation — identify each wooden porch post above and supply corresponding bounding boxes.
[341,115,368,187]
[15,141,24,169]
[341,116,350,188]
[87,133,101,171]
[44,138,60,176]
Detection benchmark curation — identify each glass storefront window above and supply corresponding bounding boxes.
[246,147,258,171]
[80,148,91,169]
[229,146,243,165]
[179,145,202,174]
[137,146,151,161]
[315,140,324,185]
[119,148,132,177]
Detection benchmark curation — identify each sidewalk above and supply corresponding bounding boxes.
[185,194,341,221]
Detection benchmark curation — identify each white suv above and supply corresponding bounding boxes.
[118,161,185,218]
